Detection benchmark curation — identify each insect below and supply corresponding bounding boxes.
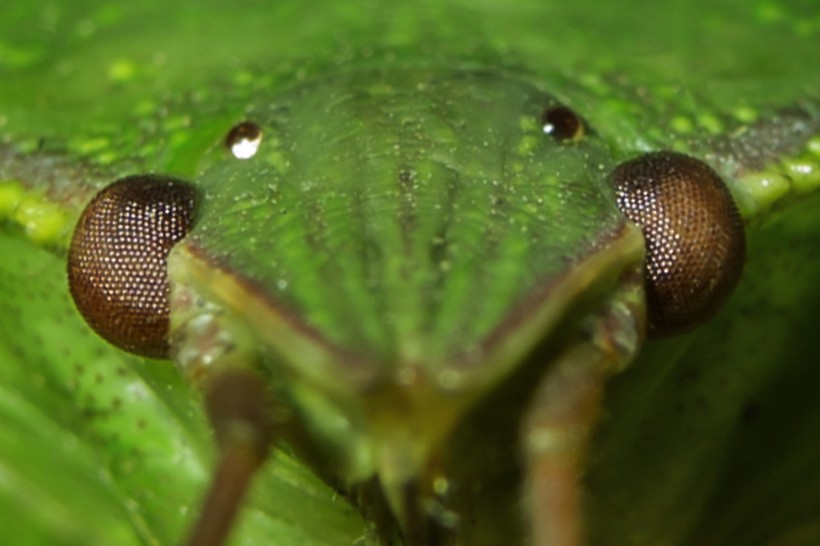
[1,1,819,545]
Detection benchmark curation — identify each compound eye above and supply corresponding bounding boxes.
[611,151,745,337]
[67,174,197,358]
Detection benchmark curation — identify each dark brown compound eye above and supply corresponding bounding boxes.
[611,151,745,337]
[541,105,584,141]
[68,174,197,358]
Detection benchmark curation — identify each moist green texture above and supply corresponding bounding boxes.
[0,1,819,545]
[191,67,623,361]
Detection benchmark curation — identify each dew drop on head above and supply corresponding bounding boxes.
[541,105,584,142]
[225,121,263,159]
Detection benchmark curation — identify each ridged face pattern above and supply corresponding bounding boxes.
[183,68,632,362]
[65,89,744,363]
[67,175,197,358]
[611,151,746,336]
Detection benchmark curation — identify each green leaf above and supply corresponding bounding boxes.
[0,232,372,545]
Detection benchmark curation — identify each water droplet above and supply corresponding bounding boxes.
[541,105,584,141]
[225,121,262,159]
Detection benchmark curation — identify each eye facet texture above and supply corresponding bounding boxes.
[611,152,745,337]
[68,175,197,358]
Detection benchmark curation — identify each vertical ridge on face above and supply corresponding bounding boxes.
[187,67,627,370]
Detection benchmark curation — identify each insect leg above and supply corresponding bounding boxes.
[184,368,275,546]
[520,290,643,546]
